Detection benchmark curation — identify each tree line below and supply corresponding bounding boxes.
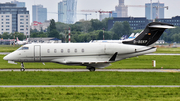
[1,18,180,43]
[30,18,133,42]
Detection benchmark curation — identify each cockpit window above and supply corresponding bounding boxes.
[18,47,29,50]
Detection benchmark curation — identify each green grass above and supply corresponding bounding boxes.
[0,45,21,52]
[0,87,180,101]
[1,55,180,69]
[108,55,180,69]
[155,47,180,53]
[0,72,180,85]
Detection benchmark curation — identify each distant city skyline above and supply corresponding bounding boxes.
[0,0,179,22]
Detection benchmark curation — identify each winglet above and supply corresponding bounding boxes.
[109,52,118,61]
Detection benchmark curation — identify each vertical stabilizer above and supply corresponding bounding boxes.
[123,22,175,46]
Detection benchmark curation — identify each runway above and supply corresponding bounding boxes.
[0,85,180,88]
[0,69,180,72]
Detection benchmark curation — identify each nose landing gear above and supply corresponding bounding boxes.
[20,62,25,71]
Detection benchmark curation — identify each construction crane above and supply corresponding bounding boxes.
[126,5,146,8]
[81,10,113,21]
[153,0,168,19]
[153,6,168,19]
[76,13,92,21]
[126,3,168,20]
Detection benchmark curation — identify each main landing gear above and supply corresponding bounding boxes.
[20,62,25,71]
[87,66,96,72]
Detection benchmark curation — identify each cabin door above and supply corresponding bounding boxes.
[34,45,41,61]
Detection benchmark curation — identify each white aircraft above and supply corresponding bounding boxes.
[3,22,175,71]
[90,32,140,43]
[16,37,28,45]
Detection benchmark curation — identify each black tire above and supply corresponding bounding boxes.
[20,68,25,72]
[89,67,95,72]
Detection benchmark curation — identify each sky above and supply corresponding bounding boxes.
[1,0,180,22]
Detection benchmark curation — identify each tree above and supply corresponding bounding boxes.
[2,32,10,39]
[48,19,59,38]
[98,31,104,40]
[90,19,103,31]
[49,19,56,31]
[111,22,123,39]
[101,18,113,31]
[48,29,59,38]
[9,32,25,40]
[122,21,133,35]
[80,20,92,33]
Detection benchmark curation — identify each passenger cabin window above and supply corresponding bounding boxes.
[67,49,70,53]
[61,49,63,53]
[18,47,29,50]
[47,49,50,53]
[54,49,57,53]
[74,49,77,53]
[82,49,84,53]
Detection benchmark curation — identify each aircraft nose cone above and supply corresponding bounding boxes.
[3,55,9,61]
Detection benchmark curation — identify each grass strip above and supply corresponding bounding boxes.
[0,45,20,52]
[0,87,180,101]
[0,72,180,85]
[155,47,180,53]
[1,55,180,69]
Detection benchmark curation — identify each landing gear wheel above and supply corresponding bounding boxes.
[89,67,95,72]
[20,62,25,72]
[20,68,25,71]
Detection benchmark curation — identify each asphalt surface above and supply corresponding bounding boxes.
[0,69,180,72]
[0,85,180,88]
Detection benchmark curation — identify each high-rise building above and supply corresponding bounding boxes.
[11,0,25,7]
[32,5,47,23]
[115,0,128,17]
[145,1,165,20]
[58,0,77,24]
[0,3,30,36]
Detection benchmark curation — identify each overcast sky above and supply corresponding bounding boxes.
[1,0,180,22]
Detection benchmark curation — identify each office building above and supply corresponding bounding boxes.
[158,16,180,26]
[108,16,180,31]
[58,0,77,24]
[100,14,109,21]
[108,17,152,30]
[11,0,25,7]
[111,11,117,18]
[32,5,47,23]
[31,20,50,32]
[115,0,128,17]
[145,1,165,20]
[0,3,30,35]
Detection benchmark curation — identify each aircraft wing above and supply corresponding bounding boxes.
[51,59,111,68]
[51,52,118,68]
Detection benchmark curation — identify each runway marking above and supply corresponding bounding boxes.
[162,70,179,72]
[0,85,180,88]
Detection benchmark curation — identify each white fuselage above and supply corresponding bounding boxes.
[4,43,156,68]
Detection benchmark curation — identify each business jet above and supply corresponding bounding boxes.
[90,32,140,43]
[16,37,28,45]
[3,22,175,71]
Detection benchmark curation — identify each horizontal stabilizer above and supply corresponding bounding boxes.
[149,25,175,29]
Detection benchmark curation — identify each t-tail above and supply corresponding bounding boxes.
[123,22,175,46]
[16,37,20,42]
